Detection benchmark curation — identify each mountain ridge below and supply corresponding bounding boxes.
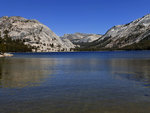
[61,33,102,47]
[77,14,150,51]
[1,14,150,52]
[0,16,75,52]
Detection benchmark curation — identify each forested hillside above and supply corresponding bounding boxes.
[0,31,33,53]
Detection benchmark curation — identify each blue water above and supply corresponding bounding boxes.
[0,51,150,113]
[13,51,150,59]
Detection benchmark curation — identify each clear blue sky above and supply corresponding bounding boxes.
[0,0,150,36]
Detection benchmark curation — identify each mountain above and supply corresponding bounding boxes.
[1,15,150,52]
[0,16,75,52]
[61,33,102,46]
[86,14,150,50]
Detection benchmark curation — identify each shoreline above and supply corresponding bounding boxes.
[0,53,14,57]
[1,50,150,56]
[10,50,150,53]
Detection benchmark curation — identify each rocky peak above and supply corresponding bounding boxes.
[94,14,150,48]
[0,16,75,52]
[132,14,150,25]
[62,32,102,45]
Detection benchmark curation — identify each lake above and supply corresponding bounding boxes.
[0,51,150,113]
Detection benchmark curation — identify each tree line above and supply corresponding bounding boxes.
[0,30,33,53]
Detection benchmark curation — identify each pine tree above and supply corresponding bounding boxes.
[0,31,33,53]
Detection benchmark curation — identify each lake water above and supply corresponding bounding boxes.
[0,51,150,113]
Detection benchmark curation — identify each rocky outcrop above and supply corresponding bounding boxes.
[1,14,150,52]
[0,16,75,52]
[61,33,102,45]
[93,14,150,49]
[0,53,13,57]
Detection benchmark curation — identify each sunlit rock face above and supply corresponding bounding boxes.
[93,14,150,48]
[0,16,75,52]
[61,32,102,45]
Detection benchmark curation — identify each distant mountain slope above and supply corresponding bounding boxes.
[0,16,75,52]
[61,33,102,46]
[81,14,150,50]
[1,15,150,52]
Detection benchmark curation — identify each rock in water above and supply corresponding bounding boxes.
[0,16,75,52]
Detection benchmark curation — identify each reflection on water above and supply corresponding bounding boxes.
[0,58,55,88]
[110,59,150,86]
[0,51,150,113]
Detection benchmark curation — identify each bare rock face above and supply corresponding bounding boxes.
[0,16,75,52]
[95,14,150,48]
[61,33,102,45]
